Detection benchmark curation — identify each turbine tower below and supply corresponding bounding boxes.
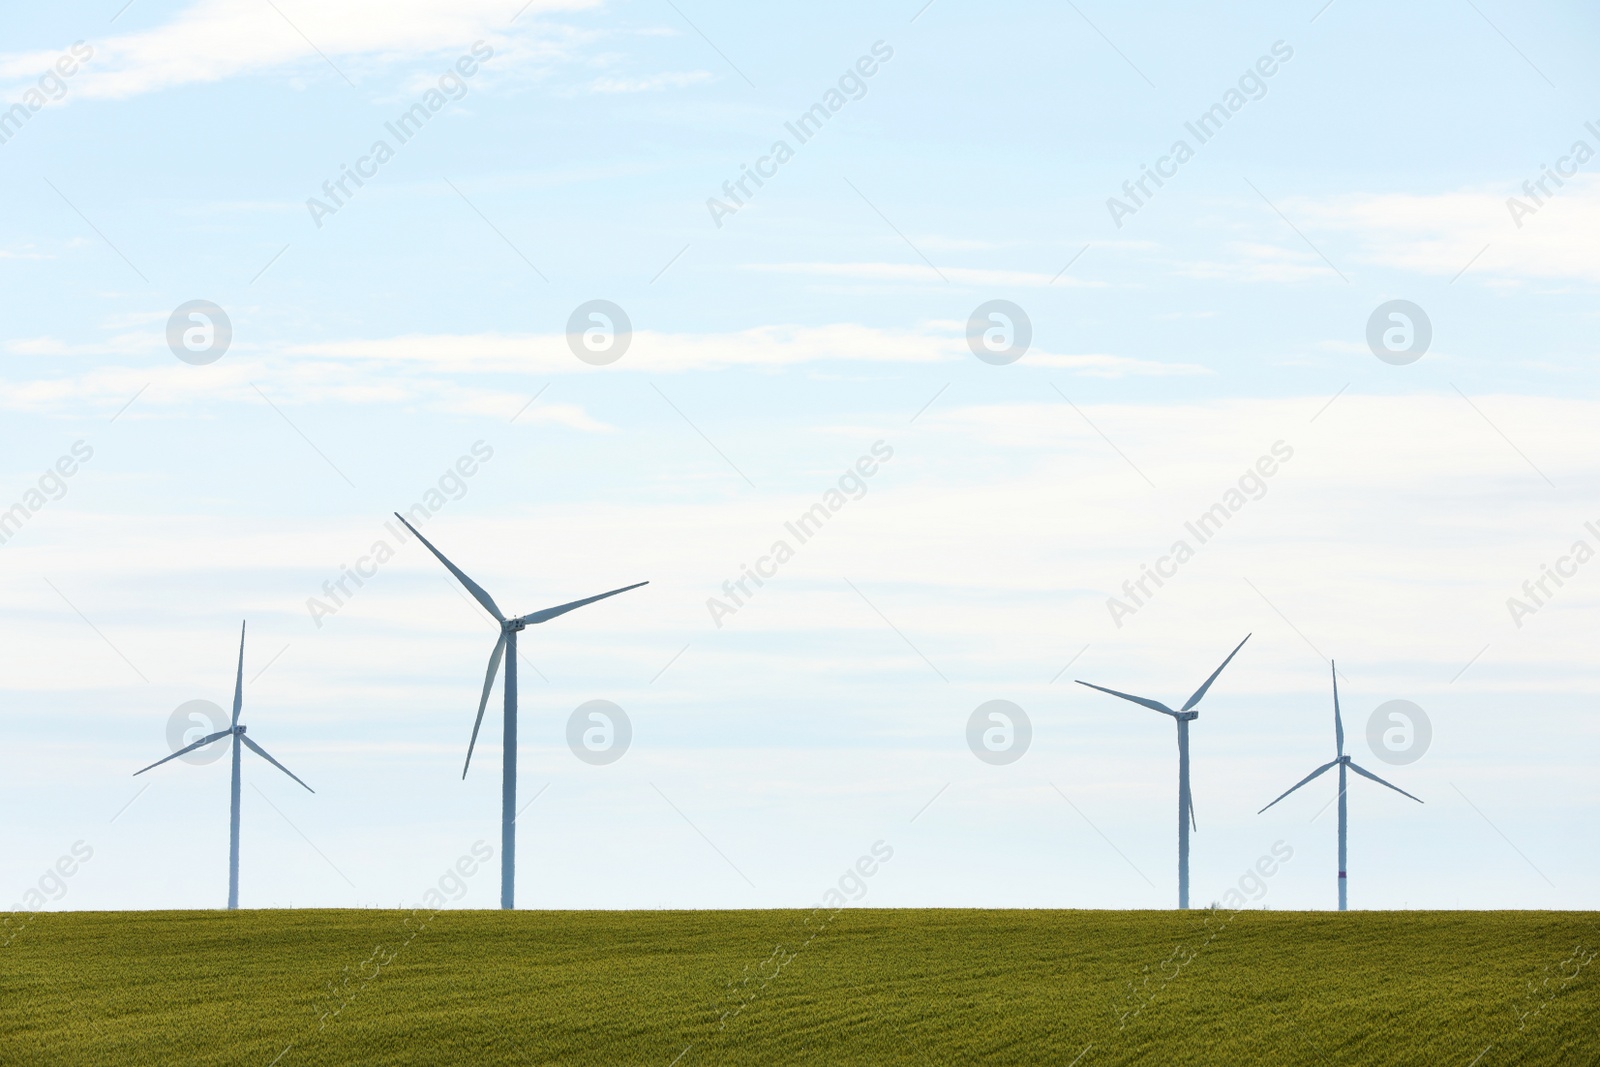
[1077,634,1250,909]
[394,513,647,910]
[1258,660,1422,910]
[134,622,313,909]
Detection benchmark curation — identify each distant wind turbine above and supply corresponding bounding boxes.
[1077,634,1250,909]
[394,513,647,910]
[134,622,313,910]
[1258,660,1421,911]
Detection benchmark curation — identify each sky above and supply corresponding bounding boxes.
[1,0,1597,915]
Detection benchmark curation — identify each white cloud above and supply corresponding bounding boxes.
[1026,353,1210,376]
[1177,241,1341,283]
[588,71,712,93]
[0,322,1211,417]
[1287,176,1600,284]
[0,0,600,100]
[743,261,1104,288]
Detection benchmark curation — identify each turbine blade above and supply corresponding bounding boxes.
[518,581,649,626]
[231,620,246,728]
[1074,680,1178,717]
[239,734,315,793]
[133,729,233,776]
[1331,659,1344,758]
[1347,761,1423,803]
[463,632,508,779]
[1189,794,1197,832]
[392,512,506,623]
[1256,759,1338,814]
[1181,633,1251,712]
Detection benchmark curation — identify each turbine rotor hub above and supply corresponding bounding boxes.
[1179,711,1199,721]
[504,618,527,633]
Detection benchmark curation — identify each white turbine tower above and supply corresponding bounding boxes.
[134,622,313,909]
[1258,660,1422,910]
[395,513,647,910]
[1077,635,1250,909]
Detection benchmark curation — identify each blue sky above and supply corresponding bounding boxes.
[2,0,1597,914]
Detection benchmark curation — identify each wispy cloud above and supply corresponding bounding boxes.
[1283,178,1600,284]
[588,70,711,93]
[0,321,1209,417]
[743,261,1104,288]
[0,0,600,99]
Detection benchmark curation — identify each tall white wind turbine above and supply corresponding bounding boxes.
[1258,660,1422,910]
[395,513,647,910]
[134,622,313,909]
[1077,635,1250,909]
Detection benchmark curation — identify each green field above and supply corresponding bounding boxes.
[3,908,1596,1065]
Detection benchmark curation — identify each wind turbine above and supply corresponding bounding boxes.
[394,513,647,910]
[134,622,313,910]
[1258,660,1422,910]
[1077,634,1250,909]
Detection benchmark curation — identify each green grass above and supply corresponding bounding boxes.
[3,908,1596,1065]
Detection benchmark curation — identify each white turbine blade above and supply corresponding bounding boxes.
[231,620,246,728]
[518,581,649,626]
[133,729,233,776]
[1331,659,1344,758]
[1189,794,1197,832]
[463,632,508,779]
[1347,761,1423,803]
[239,734,314,793]
[1074,680,1178,717]
[392,512,505,623]
[1180,633,1251,712]
[1257,759,1338,814]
